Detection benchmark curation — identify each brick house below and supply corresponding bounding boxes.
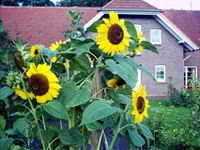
[1,0,200,98]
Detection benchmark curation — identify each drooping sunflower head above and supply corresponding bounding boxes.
[135,30,146,54]
[96,11,131,56]
[107,78,126,89]
[26,63,61,104]
[30,45,42,58]
[131,84,150,124]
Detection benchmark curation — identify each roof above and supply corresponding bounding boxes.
[102,0,159,10]
[0,6,99,47]
[163,10,200,48]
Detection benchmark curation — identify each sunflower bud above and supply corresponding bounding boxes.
[14,51,25,72]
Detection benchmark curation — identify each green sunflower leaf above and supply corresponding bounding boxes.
[0,86,14,100]
[125,21,138,42]
[59,127,85,146]
[71,54,92,73]
[138,123,154,140]
[127,128,145,147]
[137,64,156,81]
[74,38,95,56]
[86,20,104,32]
[80,100,118,125]
[0,20,4,32]
[0,138,14,150]
[58,81,91,108]
[140,41,158,54]
[13,118,32,138]
[42,100,69,120]
[42,46,58,60]
[105,56,138,89]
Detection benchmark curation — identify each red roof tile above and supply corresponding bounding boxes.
[102,0,158,10]
[163,10,200,48]
[0,6,99,47]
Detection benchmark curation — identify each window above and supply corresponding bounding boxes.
[150,29,161,44]
[184,66,197,87]
[155,65,165,82]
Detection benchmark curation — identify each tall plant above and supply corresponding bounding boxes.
[0,11,158,149]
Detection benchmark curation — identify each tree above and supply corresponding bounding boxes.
[1,0,55,6]
[58,0,111,7]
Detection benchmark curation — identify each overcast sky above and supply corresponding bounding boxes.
[145,0,200,10]
[52,0,200,10]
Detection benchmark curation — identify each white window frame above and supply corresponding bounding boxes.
[184,66,197,87]
[150,29,161,45]
[155,65,166,82]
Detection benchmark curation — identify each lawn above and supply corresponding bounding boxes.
[143,99,199,149]
[148,99,191,128]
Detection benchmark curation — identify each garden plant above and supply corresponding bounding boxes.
[0,10,158,150]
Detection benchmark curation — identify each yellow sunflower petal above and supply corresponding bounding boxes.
[103,18,111,27]
[109,11,119,24]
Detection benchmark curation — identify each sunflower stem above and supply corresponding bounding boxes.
[107,105,129,150]
[21,79,46,150]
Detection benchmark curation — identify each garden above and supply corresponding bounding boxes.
[0,10,199,150]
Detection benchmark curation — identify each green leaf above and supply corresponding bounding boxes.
[0,115,6,130]
[0,138,13,150]
[42,46,58,60]
[58,81,91,108]
[59,127,85,146]
[75,39,95,56]
[119,94,131,105]
[71,54,92,73]
[52,63,65,74]
[85,121,103,131]
[140,41,158,54]
[105,56,138,89]
[0,20,4,32]
[80,100,118,125]
[125,21,138,42]
[41,130,55,144]
[13,118,32,138]
[127,128,145,147]
[138,123,154,140]
[137,64,156,81]
[0,50,9,64]
[0,86,14,100]
[42,100,69,120]
[86,20,104,32]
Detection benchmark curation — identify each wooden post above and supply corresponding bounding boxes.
[91,61,104,150]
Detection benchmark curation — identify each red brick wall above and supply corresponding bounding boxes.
[184,50,200,79]
[123,15,184,98]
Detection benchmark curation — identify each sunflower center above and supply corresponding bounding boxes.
[34,49,39,55]
[28,74,49,96]
[108,24,124,45]
[136,96,145,114]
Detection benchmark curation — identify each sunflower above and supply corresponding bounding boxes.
[131,84,150,124]
[135,30,146,54]
[14,83,35,100]
[30,45,42,58]
[26,63,61,104]
[96,11,131,56]
[49,40,66,63]
[107,78,126,89]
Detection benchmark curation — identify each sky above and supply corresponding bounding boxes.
[51,0,200,10]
